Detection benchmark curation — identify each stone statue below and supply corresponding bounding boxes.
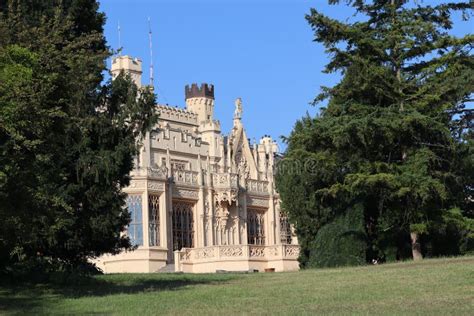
[234,97,242,120]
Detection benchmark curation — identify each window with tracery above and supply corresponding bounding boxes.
[279,211,292,244]
[172,202,194,250]
[148,195,160,246]
[247,209,265,245]
[126,195,143,246]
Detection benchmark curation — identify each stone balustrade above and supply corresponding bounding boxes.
[131,166,168,179]
[175,244,300,268]
[211,172,239,189]
[246,179,269,194]
[173,169,199,186]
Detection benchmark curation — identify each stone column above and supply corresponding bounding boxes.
[242,193,248,245]
[167,181,174,262]
[196,155,205,247]
[142,189,150,248]
[267,195,276,245]
[275,200,282,245]
[159,187,168,249]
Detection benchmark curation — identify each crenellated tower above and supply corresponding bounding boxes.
[185,83,215,123]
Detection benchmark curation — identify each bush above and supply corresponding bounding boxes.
[307,204,367,268]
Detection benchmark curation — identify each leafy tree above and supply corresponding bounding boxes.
[277,0,473,267]
[0,0,157,272]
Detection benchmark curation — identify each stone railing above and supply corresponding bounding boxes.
[172,169,199,186]
[176,244,299,264]
[211,173,239,189]
[131,166,168,179]
[246,179,269,194]
[282,244,300,258]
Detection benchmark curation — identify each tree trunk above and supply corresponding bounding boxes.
[410,232,423,261]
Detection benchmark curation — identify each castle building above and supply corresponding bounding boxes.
[95,55,299,273]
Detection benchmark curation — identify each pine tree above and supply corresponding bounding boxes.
[276,0,473,267]
[0,1,157,272]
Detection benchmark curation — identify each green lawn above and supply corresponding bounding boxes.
[1,256,473,315]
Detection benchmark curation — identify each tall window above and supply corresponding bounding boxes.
[247,209,265,245]
[172,202,194,250]
[126,195,143,246]
[148,195,160,246]
[279,211,292,244]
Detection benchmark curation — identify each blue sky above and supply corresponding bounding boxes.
[99,0,472,149]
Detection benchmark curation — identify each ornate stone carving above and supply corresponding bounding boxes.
[284,245,300,258]
[194,247,215,260]
[147,181,165,192]
[131,166,168,179]
[247,179,269,194]
[173,169,198,185]
[173,189,199,199]
[247,197,269,207]
[249,246,265,258]
[128,180,146,189]
[214,189,238,206]
[219,245,243,257]
[212,173,238,188]
[266,246,279,257]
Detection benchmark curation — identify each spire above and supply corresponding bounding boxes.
[148,17,154,88]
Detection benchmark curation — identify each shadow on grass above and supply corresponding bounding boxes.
[0,273,239,314]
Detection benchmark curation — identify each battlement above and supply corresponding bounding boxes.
[185,83,214,100]
[157,104,198,126]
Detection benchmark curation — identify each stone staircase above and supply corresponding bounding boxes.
[156,264,176,273]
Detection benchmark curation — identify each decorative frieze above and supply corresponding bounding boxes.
[147,181,165,192]
[173,188,199,200]
[128,180,146,189]
[247,197,269,208]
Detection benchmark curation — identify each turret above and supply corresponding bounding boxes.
[111,55,143,88]
[185,83,215,123]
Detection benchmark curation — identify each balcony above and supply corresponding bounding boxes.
[246,179,269,194]
[131,166,167,180]
[211,173,238,189]
[172,169,199,186]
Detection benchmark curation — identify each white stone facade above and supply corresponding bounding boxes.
[95,56,299,273]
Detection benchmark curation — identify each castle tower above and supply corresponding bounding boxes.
[111,55,143,88]
[185,83,215,123]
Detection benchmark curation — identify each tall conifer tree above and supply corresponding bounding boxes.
[277,0,473,267]
[0,0,157,272]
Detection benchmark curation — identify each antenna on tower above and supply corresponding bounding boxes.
[148,17,154,88]
[118,21,122,55]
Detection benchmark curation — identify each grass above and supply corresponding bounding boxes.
[0,256,473,315]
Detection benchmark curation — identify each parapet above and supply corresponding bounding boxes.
[157,104,198,126]
[111,55,142,73]
[185,83,214,100]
